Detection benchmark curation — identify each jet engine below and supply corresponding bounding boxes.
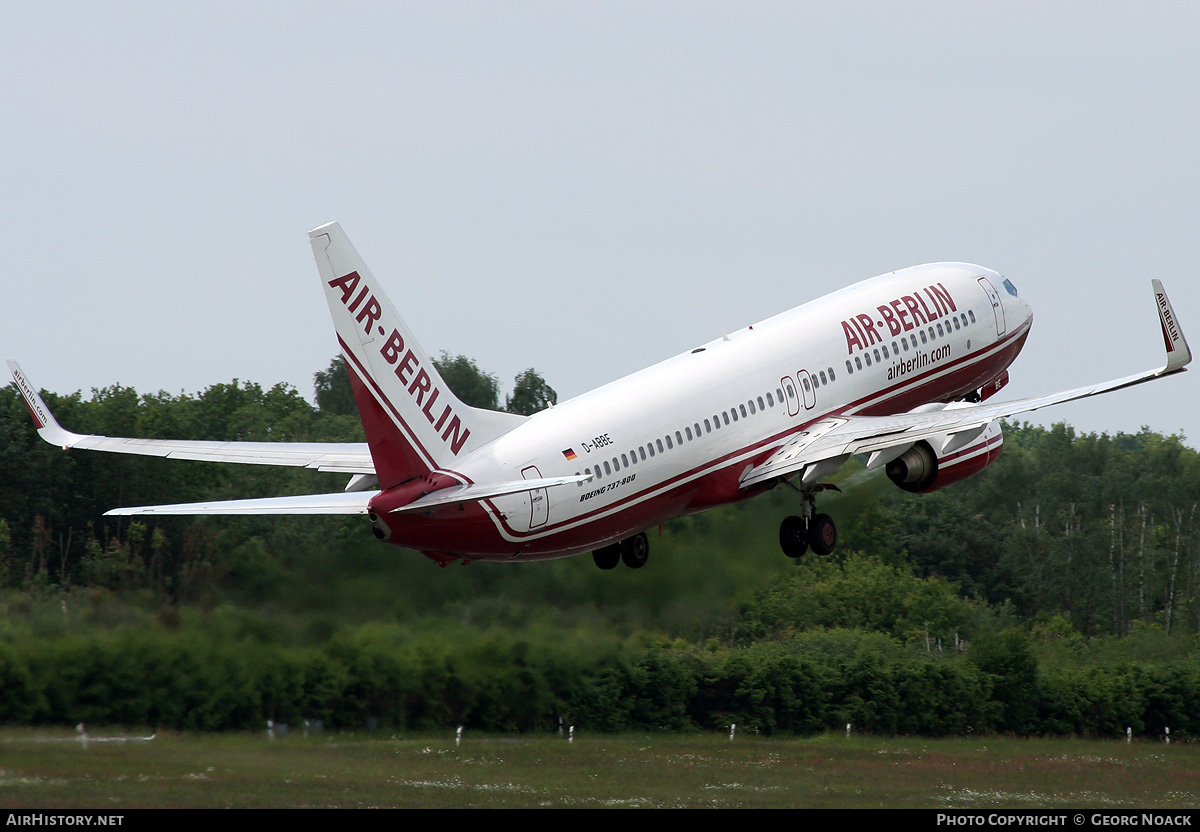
[885,420,1003,493]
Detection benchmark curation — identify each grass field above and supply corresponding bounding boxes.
[0,728,1196,809]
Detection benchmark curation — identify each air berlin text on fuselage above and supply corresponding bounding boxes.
[328,271,470,455]
[841,283,958,355]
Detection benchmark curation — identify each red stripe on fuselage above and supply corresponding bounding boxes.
[380,317,1029,560]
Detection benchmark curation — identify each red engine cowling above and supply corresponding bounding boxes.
[885,421,1003,493]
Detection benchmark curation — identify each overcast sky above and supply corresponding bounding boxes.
[3,2,1198,443]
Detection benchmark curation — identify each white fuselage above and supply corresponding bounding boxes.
[383,262,1032,560]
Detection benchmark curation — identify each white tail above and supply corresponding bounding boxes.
[309,223,524,486]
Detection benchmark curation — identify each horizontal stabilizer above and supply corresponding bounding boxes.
[104,491,378,516]
[390,474,592,514]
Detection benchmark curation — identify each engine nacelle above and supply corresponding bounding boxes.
[885,421,1003,493]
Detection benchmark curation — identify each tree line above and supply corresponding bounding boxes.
[0,356,1198,736]
[1,564,1196,737]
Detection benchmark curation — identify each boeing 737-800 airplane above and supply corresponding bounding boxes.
[8,223,1192,569]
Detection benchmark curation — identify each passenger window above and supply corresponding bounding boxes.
[739,404,747,418]
[648,443,655,458]
[846,359,853,374]
[920,330,927,344]
[802,377,811,392]
[603,461,611,475]
[748,400,756,414]
[828,367,835,381]
[855,356,863,370]
[694,423,701,437]
[639,447,647,461]
[704,418,712,432]
[665,435,673,450]
[937,323,944,337]
[656,439,664,453]
[766,392,774,407]
[621,453,629,467]
[882,345,889,359]
[722,412,730,426]
[865,353,872,367]
[873,348,881,363]
[969,310,976,323]
[731,408,739,422]
[675,431,683,445]
[902,339,909,352]
[892,342,899,354]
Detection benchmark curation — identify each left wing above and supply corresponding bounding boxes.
[8,361,374,475]
[742,279,1190,489]
[9,361,587,517]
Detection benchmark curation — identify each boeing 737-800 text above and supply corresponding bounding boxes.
[8,223,1192,569]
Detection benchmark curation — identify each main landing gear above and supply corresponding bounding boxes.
[778,486,839,558]
[593,532,650,570]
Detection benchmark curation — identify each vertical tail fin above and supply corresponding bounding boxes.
[309,223,525,487]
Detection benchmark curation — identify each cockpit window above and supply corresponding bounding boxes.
[1002,278,1018,297]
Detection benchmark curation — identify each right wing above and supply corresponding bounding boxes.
[742,279,1191,489]
[8,361,374,476]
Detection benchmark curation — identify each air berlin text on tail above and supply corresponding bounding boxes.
[328,271,470,455]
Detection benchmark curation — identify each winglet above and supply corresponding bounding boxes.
[1153,280,1191,374]
[6,361,82,448]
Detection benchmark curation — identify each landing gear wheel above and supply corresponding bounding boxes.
[808,513,837,556]
[620,533,649,569]
[779,515,809,559]
[593,544,620,570]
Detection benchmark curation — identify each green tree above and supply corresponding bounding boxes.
[433,353,500,410]
[505,368,557,416]
[314,356,358,416]
[969,628,1040,732]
